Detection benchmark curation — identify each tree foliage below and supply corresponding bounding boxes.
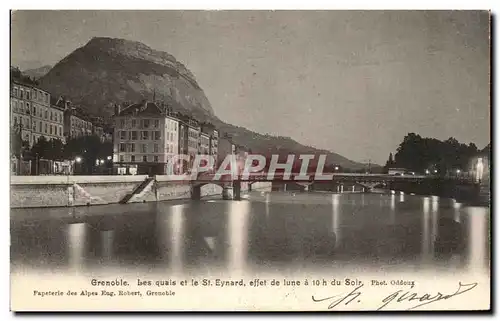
[393,133,481,174]
[10,127,29,158]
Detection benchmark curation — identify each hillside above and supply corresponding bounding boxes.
[38,37,368,169]
[23,65,52,79]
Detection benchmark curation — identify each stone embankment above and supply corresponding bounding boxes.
[10,175,272,208]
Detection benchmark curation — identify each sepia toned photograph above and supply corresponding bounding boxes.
[9,10,491,311]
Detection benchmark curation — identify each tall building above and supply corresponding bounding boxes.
[59,97,94,140]
[10,80,65,147]
[112,100,180,175]
[201,123,219,158]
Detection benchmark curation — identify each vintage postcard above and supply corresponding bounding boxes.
[9,10,491,311]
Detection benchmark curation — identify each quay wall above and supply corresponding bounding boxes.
[10,176,272,209]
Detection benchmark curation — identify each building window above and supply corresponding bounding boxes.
[119,155,124,162]
[143,119,150,128]
[131,119,137,127]
[120,131,127,140]
[131,155,136,162]
[130,131,138,140]
[14,88,18,97]
[59,126,62,136]
[120,119,125,128]
[154,144,159,153]
[26,91,30,100]
[153,156,158,162]
[142,155,147,162]
[44,110,48,119]
[154,131,161,140]
[120,143,126,152]
[13,116,17,125]
[39,121,42,132]
[154,119,160,128]
[34,91,37,99]
[33,106,36,115]
[20,89,23,99]
[43,123,47,133]
[141,144,147,153]
[49,125,53,135]
[141,131,149,140]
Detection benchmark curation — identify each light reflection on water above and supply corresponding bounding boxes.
[11,192,490,276]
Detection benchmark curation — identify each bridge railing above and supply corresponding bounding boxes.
[192,172,475,183]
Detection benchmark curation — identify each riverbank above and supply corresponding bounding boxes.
[10,176,272,209]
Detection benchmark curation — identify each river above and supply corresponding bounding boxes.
[10,190,490,278]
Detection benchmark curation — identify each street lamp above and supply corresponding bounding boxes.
[456,169,461,174]
[433,169,438,174]
[425,169,430,175]
[75,156,82,163]
[99,159,105,165]
[334,166,339,171]
[107,156,112,161]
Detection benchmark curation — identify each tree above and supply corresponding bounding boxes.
[10,127,23,158]
[383,153,395,173]
[30,136,51,159]
[392,133,481,175]
[64,135,113,174]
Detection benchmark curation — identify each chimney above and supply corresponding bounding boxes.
[114,104,121,116]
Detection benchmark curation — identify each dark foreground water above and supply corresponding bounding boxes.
[10,191,490,275]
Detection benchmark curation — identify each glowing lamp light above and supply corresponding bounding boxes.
[334,166,339,171]
[425,169,430,175]
[433,169,438,173]
[75,157,82,163]
[107,156,112,160]
[456,169,461,174]
[99,159,105,165]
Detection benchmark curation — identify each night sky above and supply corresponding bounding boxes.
[11,10,490,164]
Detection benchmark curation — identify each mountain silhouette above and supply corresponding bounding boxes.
[38,37,368,169]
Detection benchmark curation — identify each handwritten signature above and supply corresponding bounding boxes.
[311,282,478,311]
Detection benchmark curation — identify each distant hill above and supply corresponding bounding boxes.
[38,37,369,170]
[23,65,52,79]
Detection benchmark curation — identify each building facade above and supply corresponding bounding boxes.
[11,80,65,147]
[112,101,181,175]
[59,98,94,139]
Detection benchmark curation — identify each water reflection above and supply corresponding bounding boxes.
[67,223,86,272]
[422,197,431,262]
[454,201,462,223]
[100,230,114,259]
[390,194,396,224]
[227,201,250,274]
[467,207,488,273]
[170,205,184,274]
[332,194,340,248]
[10,192,490,275]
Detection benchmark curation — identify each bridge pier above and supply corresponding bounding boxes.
[222,186,234,200]
[233,181,241,201]
[191,185,201,200]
